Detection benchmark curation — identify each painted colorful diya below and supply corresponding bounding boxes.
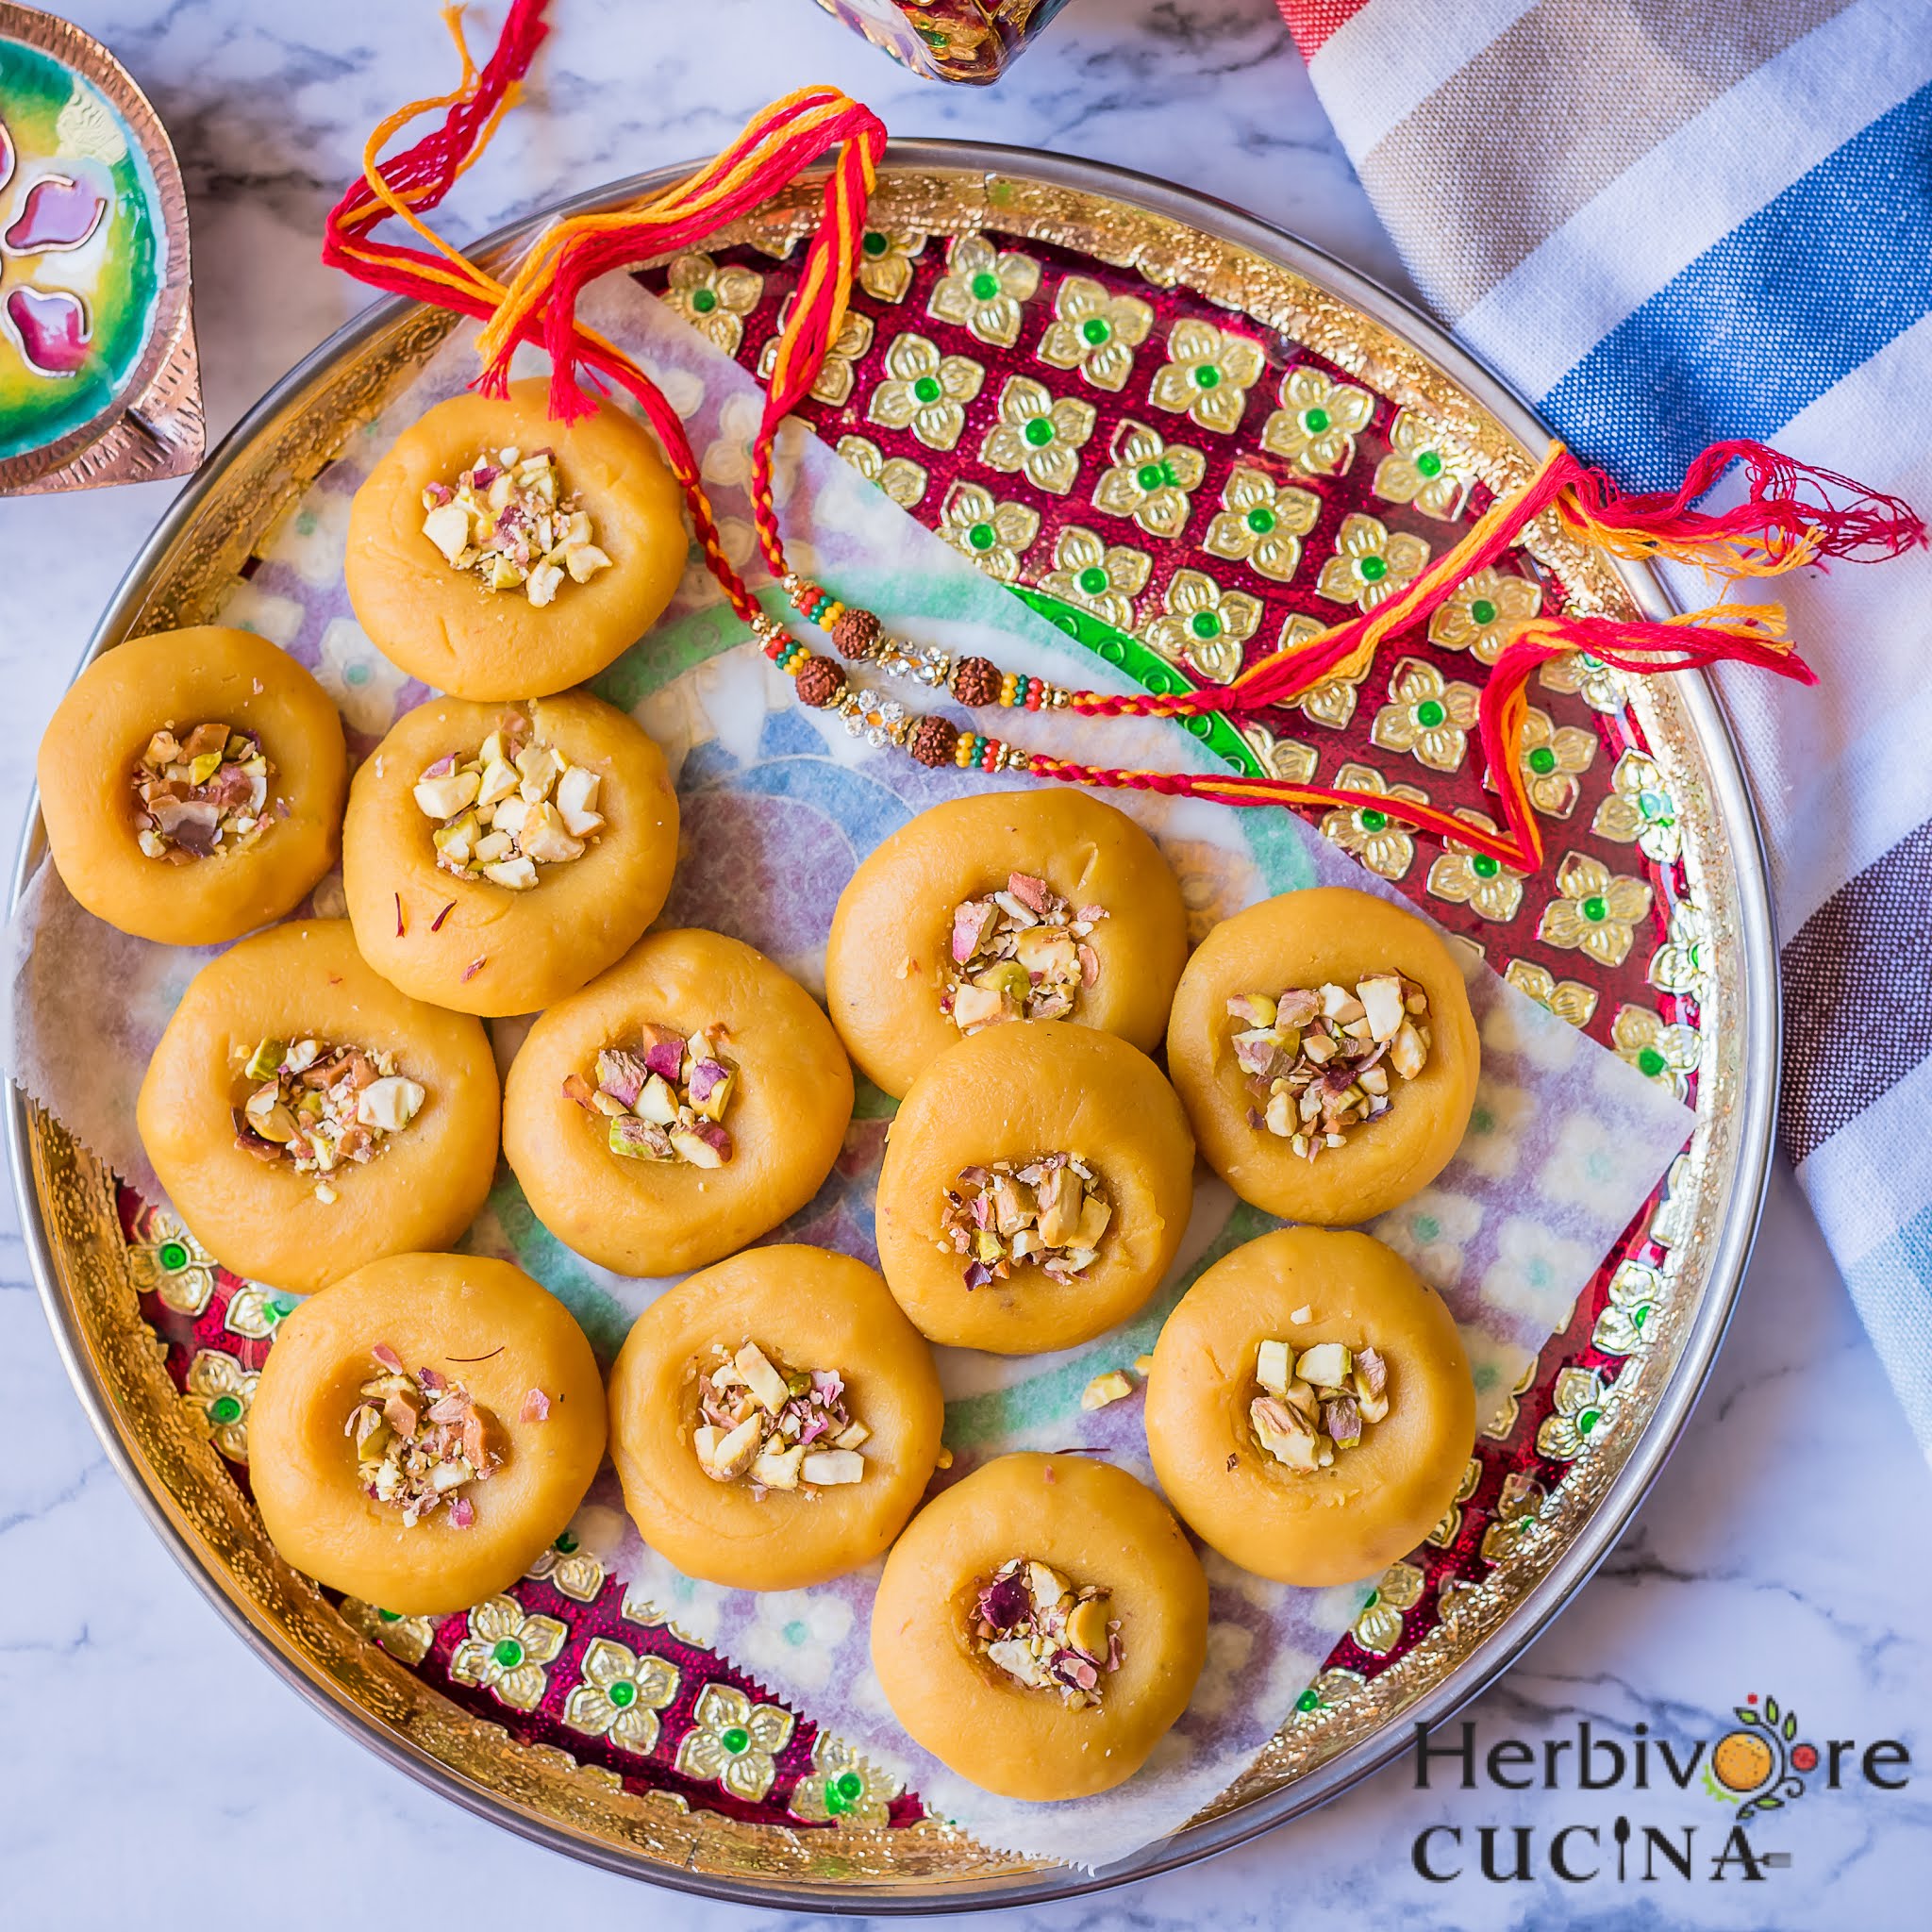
[812,0,1076,84]
[0,5,199,492]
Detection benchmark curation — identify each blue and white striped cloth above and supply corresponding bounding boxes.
[1281,0,1932,1454]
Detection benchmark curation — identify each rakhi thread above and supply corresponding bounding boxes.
[326,0,1924,877]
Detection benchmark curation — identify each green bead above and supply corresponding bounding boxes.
[1081,317,1111,345]
[1357,554,1388,582]
[1637,1047,1667,1077]
[1136,462,1166,491]
[968,523,995,551]
[608,1680,637,1708]
[691,288,717,314]
[492,1639,525,1669]
[267,1296,293,1321]
[1245,507,1276,534]
[1416,698,1445,727]
[862,231,888,257]
[208,1394,242,1426]
[1303,407,1329,434]
[722,1725,751,1755]
[1296,1689,1321,1713]
[1470,598,1497,625]
[1639,789,1670,820]
[1358,808,1389,833]
[1578,1407,1601,1434]
[1416,449,1443,477]
[158,1241,190,1271]
[912,375,942,404]
[824,1783,853,1816]
[555,1531,578,1554]
[1582,895,1608,922]
[1193,364,1221,389]
[1472,856,1500,878]
[837,1771,864,1800]
[971,272,1000,301]
[1527,746,1557,775]
[1077,566,1108,595]
[1023,417,1055,447]
[377,1608,402,1624]
[1190,610,1222,641]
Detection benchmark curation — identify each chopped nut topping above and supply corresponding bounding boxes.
[132,722,277,862]
[413,711,603,890]
[420,446,612,606]
[1228,975,1433,1161]
[230,1037,425,1202]
[563,1024,738,1168]
[347,1347,500,1527]
[1080,1369,1135,1411]
[972,1557,1122,1708]
[942,872,1106,1033]
[691,1340,870,1495]
[1248,1337,1389,1473]
[939,1152,1112,1290]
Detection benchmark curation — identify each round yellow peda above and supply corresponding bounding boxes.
[875,1023,1196,1354]
[871,1453,1208,1801]
[824,790,1188,1099]
[344,379,686,700]
[136,920,500,1293]
[36,625,347,946]
[1166,886,1478,1224]
[249,1253,607,1615]
[341,690,679,1016]
[1145,1226,1474,1588]
[607,1245,944,1591]
[503,928,854,1277]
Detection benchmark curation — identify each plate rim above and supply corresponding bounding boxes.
[8,137,1779,1912]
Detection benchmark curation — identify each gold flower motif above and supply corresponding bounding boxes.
[181,1348,256,1461]
[674,1683,795,1802]
[1374,408,1473,519]
[979,375,1095,495]
[1143,568,1260,685]
[867,333,984,450]
[936,479,1041,580]
[1426,1457,1484,1547]
[788,1731,903,1827]
[664,252,763,355]
[856,226,925,304]
[223,1284,297,1341]
[1539,852,1653,968]
[1352,1560,1424,1657]
[1321,761,1430,879]
[1371,657,1480,773]
[1592,749,1681,862]
[563,1638,679,1756]
[1478,1471,1547,1565]
[127,1210,215,1317]
[1537,1366,1610,1461]
[1039,524,1150,631]
[834,434,927,509]
[1503,959,1599,1027]
[1592,1258,1664,1356]
[1091,421,1206,536]
[340,1597,440,1665]
[1539,649,1626,712]
[1518,706,1597,817]
[758,297,874,407]
[448,1596,568,1711]
[1036,275,1153,391]
[1427,566,1543,664]
[524,1526,607,1605]
[1611,1003,1701,1098]
[1317,512,1431,612]
[1260,365,1375,475]
[1427,810,1525,921]
[1271,611,1363,730]
[1648,903,1709,997]
[926,232,1041,346]
[1148,317,1266,434]
[1483,1354,1540,1441]
[1239,722,1318,784]
[1203,466,1321,582]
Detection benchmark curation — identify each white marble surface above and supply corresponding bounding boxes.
[2,3,1928,1926]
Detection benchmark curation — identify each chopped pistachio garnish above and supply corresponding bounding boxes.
[231,1037,425,1203]
[347,1345,499,1527]
[420,446,611,606]
[132,722,276,862]
[1080,1369,1136,1411]
[1248,1338,1389,1473]
[940,1152,1112,1290]
[413,711,603,891]
[943,871,1106,1033]
[973,1557,1121,1708]
[563,1023,738,1169]
[691,1339,870,1494]
[1228,975,1433,1161]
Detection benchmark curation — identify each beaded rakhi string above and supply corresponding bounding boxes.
[327,1,1924,877]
